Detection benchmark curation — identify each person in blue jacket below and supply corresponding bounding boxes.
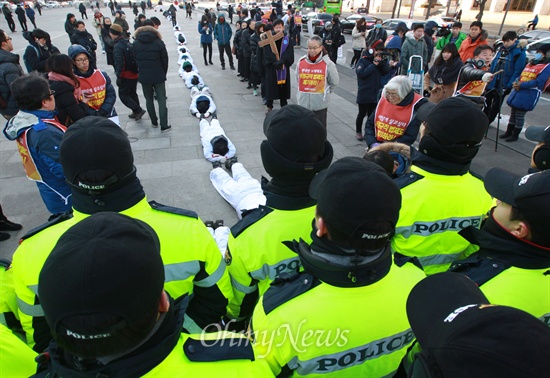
[213,14,234,70]
[3,75,72,219]
[503,44,550,142]
[484,31,527,125]
[198,15,213,66]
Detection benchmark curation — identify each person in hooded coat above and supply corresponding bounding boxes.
[23,29,60,74]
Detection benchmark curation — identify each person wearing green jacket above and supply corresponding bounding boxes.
[435,22,467,52]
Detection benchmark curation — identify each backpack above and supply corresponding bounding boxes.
[123,39,139,73]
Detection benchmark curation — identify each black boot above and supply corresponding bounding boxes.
[505,127,521,142]
[499,123,515,139]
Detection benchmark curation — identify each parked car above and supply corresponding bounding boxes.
[356,7,368,14]
[302,12,333,35]
[341,14,379,33]
[46,1,61,8]
[381,18,425,34]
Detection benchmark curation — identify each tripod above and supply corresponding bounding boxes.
[484,53,507,152]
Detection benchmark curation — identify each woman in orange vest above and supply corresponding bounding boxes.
[364,75,428,149]
[68,44,117,119]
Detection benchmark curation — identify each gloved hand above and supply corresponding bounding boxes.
[195,112,202,119]
[204,112,211,118]
[482,73,493,83]
[116,77,122,86]
[273,61,283,70]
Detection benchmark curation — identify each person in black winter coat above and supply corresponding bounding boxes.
[319,17,342,64]
[102,18,115,66]
[355,42,390,141]
[234,20,243,76]
[65,13,77,42]
[0,30,24,119]
[133,25,170,131]
[15,5,27,32]
[111,23,145,119]
[168,4,177,27]
[249,22,263,96]
[23,29,60,73]
[79,2,88,19]
[424,43,463,102]
[258,19,294,111]
[46,54,91,126]
[365,19,387,48]
[240,18,253,84]
[70,21,98,62]
[2,5,16,32]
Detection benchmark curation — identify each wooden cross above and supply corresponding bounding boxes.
[258,31,285,60]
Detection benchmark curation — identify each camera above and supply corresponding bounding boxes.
[435,26,450,38]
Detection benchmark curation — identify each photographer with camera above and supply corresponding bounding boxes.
[484,31,527,125]
[435,22,467,53]
[355,40,390,141]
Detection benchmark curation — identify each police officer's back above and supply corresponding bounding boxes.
[9,117,233,352]
[33,213,272,377]
[392,97,493,275]
[226,105,333,329]
[252,158,425,377]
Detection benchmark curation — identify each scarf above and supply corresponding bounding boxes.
[48,71,82,101]
[276,35,289,85]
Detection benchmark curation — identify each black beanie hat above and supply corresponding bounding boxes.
[260,105,333,178]
[60,117,135,192]
[39,212,164,357]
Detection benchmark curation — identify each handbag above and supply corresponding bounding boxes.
[338,34,346,46]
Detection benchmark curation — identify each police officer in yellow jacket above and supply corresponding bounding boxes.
[0,324,37,377]
[33,213,273,377]
[392,97,493,275]
[226,105,333,329]
[449,168,550,324]
[397,272,550,377]
[9,117,233,352]
[252,158,425,377]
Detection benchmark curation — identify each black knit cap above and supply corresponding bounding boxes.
[38,212,164,343]
[263,105,326,162]
[309,157,401,241]
[60,117,135,192]
[407,272,550,377]
[261,105,333,179]
[417,97,488,146]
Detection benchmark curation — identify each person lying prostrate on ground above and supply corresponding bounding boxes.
[190,83,216,117]
[199,116,235,164]
[181,61,204,88]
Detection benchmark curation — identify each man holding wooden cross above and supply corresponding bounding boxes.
[258,19,294,113]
